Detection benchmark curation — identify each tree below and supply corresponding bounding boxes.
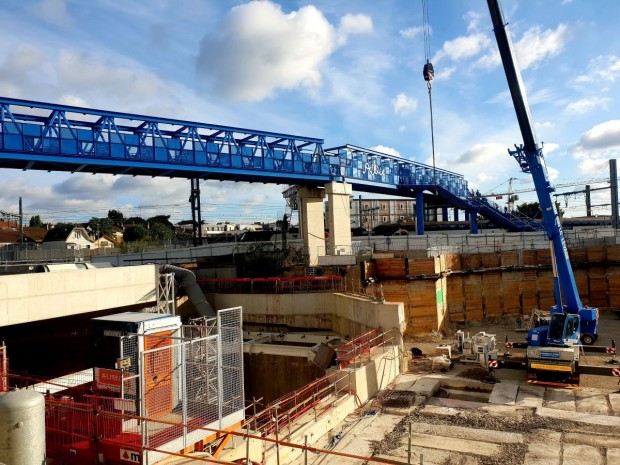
[29,215,43,227]
[87,217,114,238]
[516,201,564,219]
[123,225,149,242]
[107,209,124,227]
[150,222,174,241]
[125,216,147,226]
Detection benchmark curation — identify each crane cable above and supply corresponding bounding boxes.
[422,0,437,193]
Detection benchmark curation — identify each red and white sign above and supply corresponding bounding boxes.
[488,360,499,369]
[612,368,620,377]
[120,448,140,463]
[94,367,122,392]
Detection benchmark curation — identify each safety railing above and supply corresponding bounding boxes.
[245,370,352,437]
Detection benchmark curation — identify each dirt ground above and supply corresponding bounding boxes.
[404,308,620,392]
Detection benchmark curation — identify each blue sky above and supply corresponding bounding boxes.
[1,0,619,224]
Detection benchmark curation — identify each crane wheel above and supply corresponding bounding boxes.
[581,333,595,345]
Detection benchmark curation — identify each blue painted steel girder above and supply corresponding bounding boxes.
[0,97,541,232]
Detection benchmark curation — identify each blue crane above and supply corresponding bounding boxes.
[487,0,598,382]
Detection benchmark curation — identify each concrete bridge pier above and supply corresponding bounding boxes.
[298,186,326,266]
[325,181,352,255]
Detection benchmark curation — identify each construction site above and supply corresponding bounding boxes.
[1,0,620,464]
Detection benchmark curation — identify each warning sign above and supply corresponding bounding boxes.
[94,367,122,392]
[120,448,140,463]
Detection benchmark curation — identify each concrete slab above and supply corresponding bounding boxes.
[376,446,479,465]
[412,422,523,444]
[516,383,545,409]
[608,448,620,465]
[537,406,620,427]
[544,387,576,411]
[410,378,441,398]
[564,432,620,448]
[523,430,561,465]
[562,444,603,465]
[488,381,519,405]
[608,392,620,416]
[574,388,610,415]
[406,432,501,456]
[420,404,461,417]
[392,373,420,391]
[427,397,487,409]
[479,404,535,418]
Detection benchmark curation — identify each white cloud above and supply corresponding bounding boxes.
[547,166,559,181]
[436,66,455,80]
[455,143,508,164]
[57,50,167,101]
[392,93,417,115]
[35,0,71,27]
[574,55,620,84]
[196,2,371,102]
[565,96,612,115]
[370,145,401,157]
[515,24,569,70]
[569,120,620,159]
[473,49,500,69]
[57,94,89,107]
[400,26,424,39]
[542,142,560,154]
[338,13,373,36]
[434,33,491,63]
[464,11,483,33]
[536,121,555,129]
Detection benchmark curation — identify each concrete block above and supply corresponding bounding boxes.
[537,406,620,427]
[562,444,603,465]
[564,432,620,448]
[575,388,610,415]
[544,387,575,411]
[516,383,545,408]
[523,430,562,465]
[420,404,461,417]
[609,393,620,416]
[427,397,487,409]
[406,433,501,456]
[410,378,441,398]
[488,381,519,405]
[412,422,523,444]
[392,373,420,391]
[608,448,620,465]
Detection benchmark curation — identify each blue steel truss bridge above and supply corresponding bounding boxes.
[0,97,540,235]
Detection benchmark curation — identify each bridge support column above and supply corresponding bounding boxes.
[465,210,470,221]
[415,190,425,236]
[299,186,326,266]
[454,208,460,221]
[469,211,479,234]
[190,178,203,246]
[325,181,352,255]
[442,207,448,222]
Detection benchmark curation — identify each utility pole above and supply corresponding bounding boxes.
[610,159,618,229]
[585,185,591,217]
[18,197,23,247]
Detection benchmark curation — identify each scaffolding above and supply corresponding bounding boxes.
[29,307,244,465]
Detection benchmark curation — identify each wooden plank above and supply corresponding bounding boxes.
[462,254,482,270]
[607,245,620,262]
[570,248,587,265]
[587,247,606,263]
[500,251,519,267]
[481,253,500,268]
[482,272,503,317]
[522,250,538,266]
[408,259,436,276]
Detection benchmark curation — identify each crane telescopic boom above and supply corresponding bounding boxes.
[486,0,583,313]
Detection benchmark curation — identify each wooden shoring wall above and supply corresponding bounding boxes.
[365,244,620,335]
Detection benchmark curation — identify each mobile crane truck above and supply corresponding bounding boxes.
[485,0,616,386]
